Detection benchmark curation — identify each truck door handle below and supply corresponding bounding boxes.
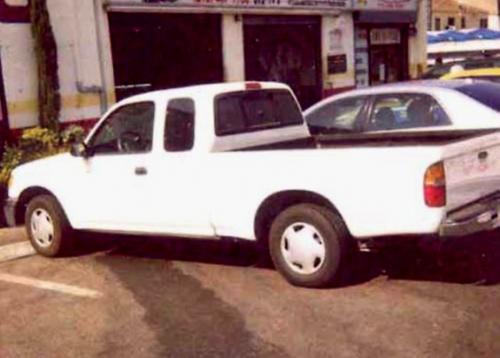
[478,151,489,160]
[135,167,148,176]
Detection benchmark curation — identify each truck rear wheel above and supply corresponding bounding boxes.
[269,204,353,288]
[25,195,74,257]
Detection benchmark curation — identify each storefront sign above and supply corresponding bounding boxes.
[352,0,417,11]
[111,0,351,10]
[328,54,347,74]
[370,28,401,45]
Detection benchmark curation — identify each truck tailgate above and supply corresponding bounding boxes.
[444,131,500,212]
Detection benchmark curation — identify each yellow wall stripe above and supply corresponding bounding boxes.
[7,92,116,115]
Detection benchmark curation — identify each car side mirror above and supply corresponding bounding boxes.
[70,142,91,158]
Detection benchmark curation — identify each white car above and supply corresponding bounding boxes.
[305,80,500,135]
[4,81,500,288]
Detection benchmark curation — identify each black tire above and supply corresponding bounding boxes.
[25,195,74,257]
[269,204,354,288]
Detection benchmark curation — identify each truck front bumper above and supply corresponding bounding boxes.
[440,193,500,237]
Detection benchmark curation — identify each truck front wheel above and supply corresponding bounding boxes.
[25,195,74,257]
[269,204,353,288]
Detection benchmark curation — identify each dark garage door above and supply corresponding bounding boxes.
[109,13,224,100]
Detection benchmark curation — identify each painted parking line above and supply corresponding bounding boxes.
[0,242,35,263]
[0,273,103,299]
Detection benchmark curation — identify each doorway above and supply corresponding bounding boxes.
[368,27,409,86]
[243,16,322,110]
[108,13,224,100]
[369,45,405,85]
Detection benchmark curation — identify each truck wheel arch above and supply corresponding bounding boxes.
[15,186,60,225]
[254,190,349,246]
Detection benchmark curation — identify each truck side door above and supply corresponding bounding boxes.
[77,101,155,230]
[140,97,214,237]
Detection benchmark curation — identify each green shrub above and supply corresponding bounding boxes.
[0,125,87,186]
[61,125,86,145]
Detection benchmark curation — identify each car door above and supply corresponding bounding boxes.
[78,101,155,231]
[139,97,214,237]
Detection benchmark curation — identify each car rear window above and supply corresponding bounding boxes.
[215,89,303,136]
[456,82,500,112]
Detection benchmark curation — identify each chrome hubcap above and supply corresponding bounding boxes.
[280,222,326,275]
[30,208,55,248]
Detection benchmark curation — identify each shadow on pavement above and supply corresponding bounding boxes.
[77,232,265,268]
[371,232,500,286]
[76,231,500,287]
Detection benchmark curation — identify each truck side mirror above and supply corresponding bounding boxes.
[70,142,91,158]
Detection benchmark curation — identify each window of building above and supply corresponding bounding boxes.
[447,17,456,29]
[480,18,488,28]
[434,17,441,31]
[461,17,466,29]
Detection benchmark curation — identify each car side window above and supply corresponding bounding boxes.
[164,98,195,152]
[306,97,366,134]
[367,93,451,131]
[89,102,154,155]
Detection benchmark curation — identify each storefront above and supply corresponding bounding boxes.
[104,0,351,109]
[352,0,418,87]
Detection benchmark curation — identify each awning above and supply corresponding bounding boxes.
[428,29,500,44]
[104,0,348,15]
[353,10,417,23]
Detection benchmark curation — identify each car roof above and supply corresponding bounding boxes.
[316,80,471,98]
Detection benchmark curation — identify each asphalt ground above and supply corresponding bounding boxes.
[1,230,500,357]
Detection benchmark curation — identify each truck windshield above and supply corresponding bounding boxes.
[215,89,304,136]
[456,82,500,112]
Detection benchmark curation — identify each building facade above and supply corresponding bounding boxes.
[0,0,427,131]
[430,0,500,31]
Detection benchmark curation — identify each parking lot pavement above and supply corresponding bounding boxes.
[1,233,500,357]
[0,227,27,246]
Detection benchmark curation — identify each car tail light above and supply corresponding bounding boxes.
[424,162,446,208]
[245,82,261,90]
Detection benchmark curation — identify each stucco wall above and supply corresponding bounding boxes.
[322,13,356,92]
[409,0,429,78]
[1,0,111,129]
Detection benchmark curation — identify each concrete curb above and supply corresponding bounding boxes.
[0,242,35,263]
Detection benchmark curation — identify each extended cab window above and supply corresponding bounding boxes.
[164,98,195,152]
[215,89,303,136]
[306,97,366,134]
[89,102,154,155]
[367,93,451,131]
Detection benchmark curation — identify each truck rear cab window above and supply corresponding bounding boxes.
[215,89,303,136]
[164,98,195,152]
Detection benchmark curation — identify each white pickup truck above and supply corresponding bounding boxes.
[4,81,500,287]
